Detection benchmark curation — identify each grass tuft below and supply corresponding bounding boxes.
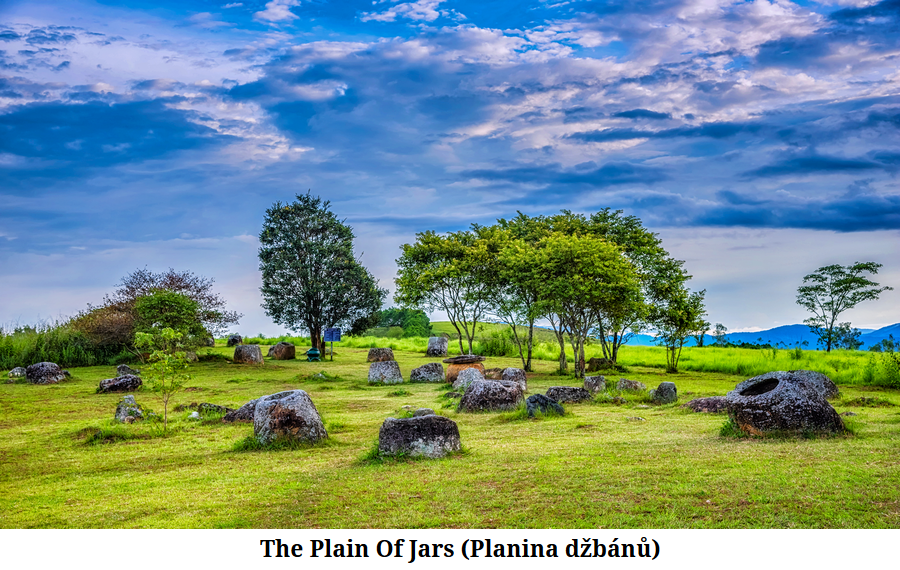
[78,425,149,445]
[231,435,332,452]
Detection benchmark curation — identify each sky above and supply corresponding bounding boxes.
[0,0,898,336]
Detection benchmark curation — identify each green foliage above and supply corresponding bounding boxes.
[259,192,387,349]
[106,267,240,337]
[134,291,207,348]
[796,262,892,352]
[473,327,520,357]
[368,308,432,337]
[504,231,641,378]
[497,402,565,422]
[718,417,747,438]
[81,425,149,445]
[232,435,325,452]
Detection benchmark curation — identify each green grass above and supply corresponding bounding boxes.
[1,342,899,528]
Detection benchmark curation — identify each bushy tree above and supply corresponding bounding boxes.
[259,193,386,349]
[796,262,892,352]
[70,268,240,354]
[833,322,863,351]
[106,267,241,336]
[493,209,688,366]
[133,290,207,344]
[374,308,432,337]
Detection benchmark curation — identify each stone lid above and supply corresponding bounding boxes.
[442,354,486,364]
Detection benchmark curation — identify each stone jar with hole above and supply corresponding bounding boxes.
[725,371,843,436]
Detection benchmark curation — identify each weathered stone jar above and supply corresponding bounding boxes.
[253,390,327,445]
[378,414,461,458]
[725,371,844,436]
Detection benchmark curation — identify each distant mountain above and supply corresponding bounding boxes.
[859,323,900,348]
[525,322,898,349]
[613,323,899,349]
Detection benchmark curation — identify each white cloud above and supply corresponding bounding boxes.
[360,0,445,23]
[254,0,301,23]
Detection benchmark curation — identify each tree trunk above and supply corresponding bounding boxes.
[451,321,465,354]
[525,319,534,372]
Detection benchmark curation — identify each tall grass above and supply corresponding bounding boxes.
[0,322,124,370]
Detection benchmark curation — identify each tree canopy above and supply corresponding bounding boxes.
[259,193,386,349]
[504,231,641,377]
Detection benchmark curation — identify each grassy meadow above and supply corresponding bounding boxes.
[2,334,899,529]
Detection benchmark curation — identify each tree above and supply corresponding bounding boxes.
[259,193,387,350]
[369,308,433,337]
[712,323,729,346]
[494,209,688,366]
[135,327,191,434]
[70,268,239,356]
[506,231,640,378]
[395,230,493,354]
[796,262,893,352]
[654,287,707,373]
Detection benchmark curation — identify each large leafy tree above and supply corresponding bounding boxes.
[259,193,386,349]
[395,230,494,354]
[796,262,892,352]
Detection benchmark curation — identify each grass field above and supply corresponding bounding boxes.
[2,340,899,529]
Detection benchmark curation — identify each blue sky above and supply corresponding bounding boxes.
[1,0,898,335]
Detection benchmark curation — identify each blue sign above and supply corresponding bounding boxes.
[324,328,342,342]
